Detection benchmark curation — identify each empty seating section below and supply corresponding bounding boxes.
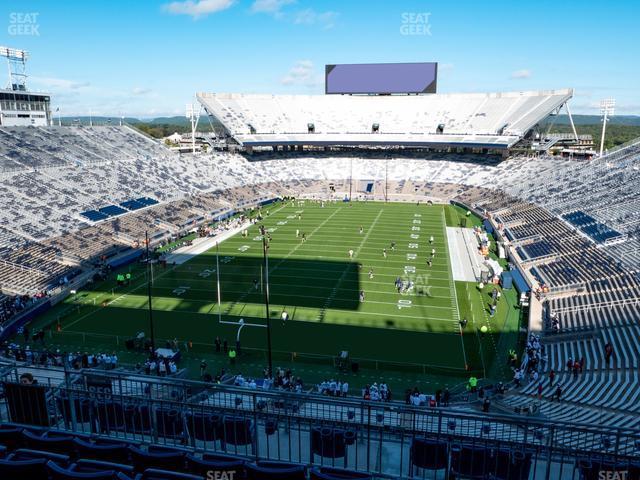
[197,89,572,148]
[500,140,640,270]
[562,211,624,244]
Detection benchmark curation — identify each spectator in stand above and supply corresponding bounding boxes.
[441,388,450,407]
[604,343,614,367]
[554,385,562,401]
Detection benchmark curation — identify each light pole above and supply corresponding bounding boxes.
[145,231,156,356]
[262,232,273,376]
[599,98,615,157]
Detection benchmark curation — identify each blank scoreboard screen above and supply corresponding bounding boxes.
[325,62,437,95]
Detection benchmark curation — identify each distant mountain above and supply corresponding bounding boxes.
[542,114,640,126]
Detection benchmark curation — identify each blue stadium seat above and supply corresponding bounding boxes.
[493,449,532,480]
[136,197,159,207]
[0,457,49,479]
[141,468,203,479]
[9,448,70,465]
[56,396,93,427]
[95,401,127,434]
[246,461,306,480]
[264,418,278,436]
[450,444,490,478]
[186,412,220,442]
[22,429,75,455]
[222,416,253,447]
[127,404,153,435]
[310,466,372,479]
[311,427,346,459]
[128,445,185,473]
[74,459,136,477]
[0,424,24,450]
[73,438,130,463]
[156,408,183,439]
[81,210,108,222]
[46,460,118,480]
[98,205,128,217]
[410,438,448,471]
[186,453,245,477]
[120,199,145,211]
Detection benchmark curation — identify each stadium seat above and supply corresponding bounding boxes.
[156,408,183,439]
[141,468,203,479]
[493,449,532,480]
[0,424,24,450]
[73,438,130,463]
[185,452,245,477]
[450,444,490,478]
[264,419,278,436]
[0,457,49,479]
[75,459,136,477]
[129,404,153,435]
[9,448,71,465]
[311,427,346,459]
[222,416,253,447]
[246,461,306,480]
[46,460,118,480]
[56,395,93,427]
[95,402,127,434]
[310,466,372,480]
[185,412,220,442]
[22,429,75,455]
[410,438,448,471]
[128,445,185,472]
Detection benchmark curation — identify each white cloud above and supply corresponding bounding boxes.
[251,0,295,14]
[30,76,91,91]
[132,87,152,96]
[294,8,338,29]
[511,69,532,79]
[280,59,322,87]
[163,0,235,19]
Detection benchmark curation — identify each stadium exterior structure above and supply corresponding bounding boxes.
[197,89,574,151]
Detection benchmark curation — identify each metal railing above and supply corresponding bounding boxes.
[1,366,639,479]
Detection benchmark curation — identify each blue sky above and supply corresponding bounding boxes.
[1,0,638,117]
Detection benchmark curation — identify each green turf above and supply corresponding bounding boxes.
[25,200,521,390]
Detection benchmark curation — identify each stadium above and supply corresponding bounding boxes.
[0,3,639,480]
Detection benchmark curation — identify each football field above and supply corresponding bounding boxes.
[34,201,520,379]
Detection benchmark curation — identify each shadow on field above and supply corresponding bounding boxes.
[108,256,361,312]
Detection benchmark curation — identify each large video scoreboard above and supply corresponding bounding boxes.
[325,62,437,95]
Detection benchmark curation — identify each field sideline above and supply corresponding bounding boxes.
[30,200,522,382]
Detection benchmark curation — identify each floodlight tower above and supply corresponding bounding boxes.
[186,103,201,154]
[599,98,615,157]
[0,46,29,91]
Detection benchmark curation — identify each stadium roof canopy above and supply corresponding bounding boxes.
[197,89,573,149]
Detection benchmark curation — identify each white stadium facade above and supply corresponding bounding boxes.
[197,89,573,151]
